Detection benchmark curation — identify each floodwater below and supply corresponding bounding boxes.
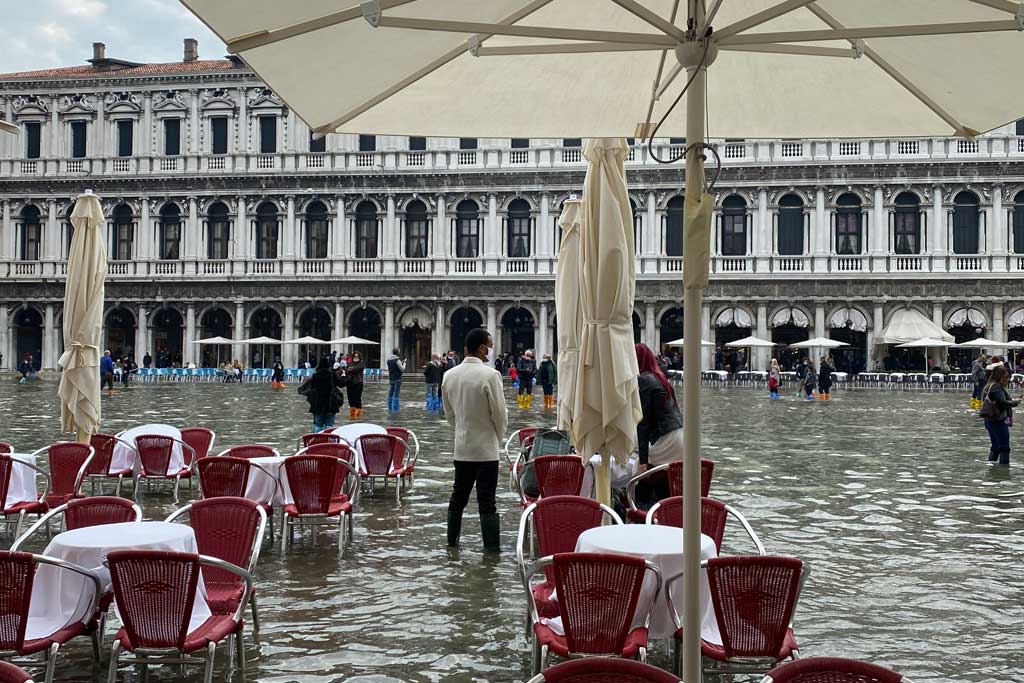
[1,378,1021,683]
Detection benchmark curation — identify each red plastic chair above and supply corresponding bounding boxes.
[165,497,266,644]
[646,496,766,555]
[132,435,195,503]
[0,443,12,455]
[355,434,411,503]
[180,428,216,462]
[0,455,50,540]
[12,497,142,551]
[533,455,586,498]
[28,443,93,509]
[215,444,278,460]
[526,657,682,683]
[668,556,807,678]
[296,442,356,463]
[282,455,360,553]
[762,657,908,683]
[526,552,661,675]
[626,458,715,522]
[299,432,342,449]
[0,550,101,683]
[517,497,622,630]
[0,661,31,683]
[196,457,279,542]
[86,434,136,496]
[106,549,252,682]
[384,427,420,484]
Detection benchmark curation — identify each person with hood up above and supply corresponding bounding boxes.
[516,350,537,408]
[271,356,285,389]
[424,353,444,411]
[538,353,557,409]
[386,348,406,411]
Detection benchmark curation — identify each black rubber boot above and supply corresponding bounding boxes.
[998,450,1011,466]
[447,510,463,547]
[480,512,501,553]
[989,448,999,462]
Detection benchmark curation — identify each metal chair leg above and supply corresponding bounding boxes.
[236,626,247,678]
[204,642,216,683]
[45,642,59,683]
[107,641,121,683]
[249,593,261,645]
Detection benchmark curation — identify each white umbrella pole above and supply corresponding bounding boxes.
[682,22,707,683]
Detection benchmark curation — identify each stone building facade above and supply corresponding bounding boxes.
[2,42,1024,372]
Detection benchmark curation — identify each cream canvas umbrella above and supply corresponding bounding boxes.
[285,335,330,366]
[179,2,1024,677]
[57,191,106,443]
[554,198,583,432]
[897,336,954,373]
[193,335,236,369]
[725,334,775,370]
[0,120,17,134]
[665,337,715,347]
[572,137,642,508]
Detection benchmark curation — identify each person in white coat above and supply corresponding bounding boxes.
[442,327,508,551]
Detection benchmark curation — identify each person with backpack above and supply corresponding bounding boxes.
[981,365,1021,465]
[424,353,444,411]
[386,348,406,411]
[538,353,557,409]
[302,356,344,432]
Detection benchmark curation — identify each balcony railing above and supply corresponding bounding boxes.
[452,258,479,274]
[833,256,865,272]
[894,256,924,271]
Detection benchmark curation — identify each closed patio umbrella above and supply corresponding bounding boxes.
[572,137,642,507]
[179,2,1024,677]
[554,198,583,432]
[0,120,17,134]
[57,191,106,443]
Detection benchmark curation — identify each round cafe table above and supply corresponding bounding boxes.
[245,456,291,505]
[575,524,719,642]
[4,453,40,508]
[114,424,185,475]
[29,521,211,641]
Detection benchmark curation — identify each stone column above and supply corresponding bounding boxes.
[486,303,497,365]
[645,303,656,348]
[283,303,296,367]
[50,97,60,158]
[334,302,344,342]
[0,305,8,369]
[538,302,549,357]
[237,87,248,154]
[235,198,247,262]
[701,304,712,370]
[755,189,770,271]
[142,92,152,156]
[485,194,499,275]
[645,192,658,257]
[756,303,769,370]
[814,303,826,341]
[189,89,200,154]
[187,196,199,267]
[932,303,943,330]
[333,196,346,260]
[233,301,245,364]
[185,304,196,365]
[538,193,551,274]
[812,187,827,270]
[434,194,447,259]
[871,186,886,271]
[931,186,945,258]
[43,304,54,370]
[3,200,13,261]
[137,306,148,366]
[45,199,59,261]
[383,195,397,274]
[993,303,1005,346]
[435,304,445,353]
[382,303,395,369]
[871,303,884,371]
[992,186,1007,272]
[137,199,150,261]
[283,196,296,274]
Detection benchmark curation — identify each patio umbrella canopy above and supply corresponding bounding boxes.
[192,335,234,369]
[178,2,1024,678]
[897,336,955,372]
[953,337,1012,348]
[789,336,849,349]
[665,337,715,347]
[554,198,583,432]
[57,192,106,443]
[877,308,955,344]
[725,335,774,347]
[572,137,642,507]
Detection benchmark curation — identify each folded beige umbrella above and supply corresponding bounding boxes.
[572,137,642,507]
[554,198,582,432]
[57,191,106,443]
[0,120,18,134]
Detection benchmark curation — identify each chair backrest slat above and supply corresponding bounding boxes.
[108,550,200,650]
[302,442,355,464]
[65,496,139,530]
[88,434,118,475]
[553,552,647,657]
[47,443,92,498]
[649,496,728,552]
[135,435,175,476]
[197,457,250,498]
[180,428,215,462]
[188,497,261,588]
[356,434,401,475]
[707,556,803,660]
[667,459,715,498]
[283,455,338,515]
[533,455,585,498]
[0,551,35,650]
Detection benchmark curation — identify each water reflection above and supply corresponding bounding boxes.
[1,380,1021,681]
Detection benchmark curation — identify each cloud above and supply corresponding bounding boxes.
[55,0,108,17]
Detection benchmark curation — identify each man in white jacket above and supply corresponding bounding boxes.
[442,327,508,551]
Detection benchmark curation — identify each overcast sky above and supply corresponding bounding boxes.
[2,0,226,73]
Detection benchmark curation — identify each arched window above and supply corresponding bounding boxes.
[1013,191,1024,255]
[952,191,980,255]
[355,201,378,259]
[506,198,532,258]
[404,200,429,258]
[721,195,747,256]
[778,194,805,256]
[159,203,181,260]
[19,205,42,261]
[206,202,230,260]
[304,201,328,259]
[455,199,480,258]
[665,196,684,257]
[255,202,279,260]
[834,193,862,255]
[112,205,134,261]
[894,192,921,255]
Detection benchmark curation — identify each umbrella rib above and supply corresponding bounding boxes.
[0,120,18,134]
[806,3,976,137]
[477,41,666,55]
[377,16,675,46]
[717,19,1021,44]
[714,0,817,40]
[719,43,859,58]
[226,0,418,53]
[313,0,556,135]
[607,0,686,40]
[705,0,726,30]
[966,0,1023,15]
[642,0,681,145]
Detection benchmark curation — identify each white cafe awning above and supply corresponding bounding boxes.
[877,308,953,344]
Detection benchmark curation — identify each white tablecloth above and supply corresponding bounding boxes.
[575,524,719,642]
[5,453,39,507]
[29,521,211,641]
[245,456,291,505]
[331,423,387,472]
[115,424,184,475]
